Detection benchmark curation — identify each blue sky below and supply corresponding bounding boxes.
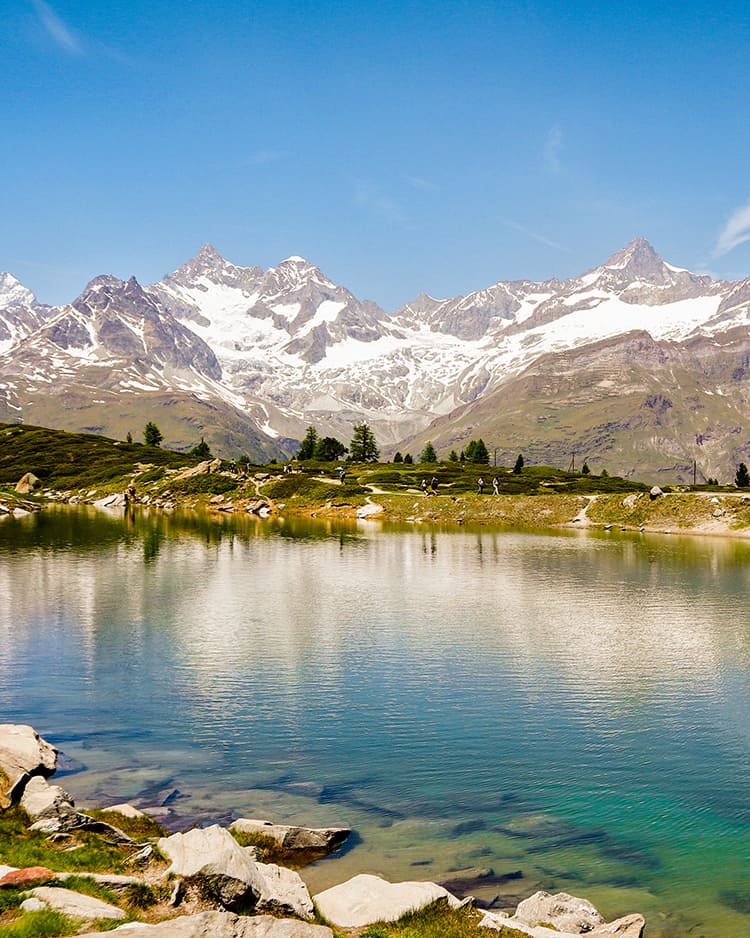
[3,0,750,310]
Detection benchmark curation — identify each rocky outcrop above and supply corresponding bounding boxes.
[158,825,313,918]
[74,911,333,937]
[23,885,126,920]
[312,872,461,928]
[230,818,351,854]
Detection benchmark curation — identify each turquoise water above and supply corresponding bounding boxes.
[1,507,749,935]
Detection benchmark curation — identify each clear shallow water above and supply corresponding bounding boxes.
[1,507,749,935]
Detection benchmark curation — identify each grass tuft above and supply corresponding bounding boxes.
[0,909,76,938]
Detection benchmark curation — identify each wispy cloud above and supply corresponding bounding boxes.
[504,219,569,252]
[30,0,83,54]
[354,181,409,226]
[544,124,563,175]
[714,198,750,258]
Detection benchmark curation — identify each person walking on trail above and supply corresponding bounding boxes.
[430,475,438,494]
[338,467,345,484]
[477,476,484,494]
[421,477,429,496]
[492,476,499,495]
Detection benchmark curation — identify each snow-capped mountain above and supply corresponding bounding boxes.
[2,237,750,480]
[0,273,46,355]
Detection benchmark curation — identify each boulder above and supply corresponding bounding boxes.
[158,825,267,909]
[74,911,333,937]
[230,818,351,854]
[312,872,460,928]
[589,915,646,937]
[480,909,645,937]
[0,724,58,801]
[25,885,126,920]
[15,472,41,494]
[20,897,47,912]
[513,891,604,933]
[649,486,664,500]
[0,866,54,888]
[255,860,314,919]
[21,775,78,830]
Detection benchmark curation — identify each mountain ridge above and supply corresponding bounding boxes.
[2,238,750,482]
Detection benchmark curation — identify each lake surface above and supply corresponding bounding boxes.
[1,506,749,935]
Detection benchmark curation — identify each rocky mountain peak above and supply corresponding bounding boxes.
[267,256,334,292]
[601,238,671,282]
[0,272,37,309]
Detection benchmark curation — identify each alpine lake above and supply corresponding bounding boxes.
[1,505,749,936]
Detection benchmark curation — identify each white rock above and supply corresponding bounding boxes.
[101,802,148,818]
[255,860,314,919]
[0,724,58,795]
[513,890,604,933]
[76,912,332,936]
[21,775,77,827]
[25,886,126,920]
[230,818,351,852]
[313,872,460,928]
[158,825,266,908]
[20,897,47,912]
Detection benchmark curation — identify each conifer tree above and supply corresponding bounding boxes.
[420,441,437,463]
[350,423,379,462]
[297,425,318,460]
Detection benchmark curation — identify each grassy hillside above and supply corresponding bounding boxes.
[0,422,205,490]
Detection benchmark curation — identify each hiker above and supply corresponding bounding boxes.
[421,478,429,495]
[431,475,438,494]
[338,467,346,483]
[492,476,499,495]
[125,480,136,502]
[477,476,484,494]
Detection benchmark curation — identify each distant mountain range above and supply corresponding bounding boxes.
[2,238,750,481]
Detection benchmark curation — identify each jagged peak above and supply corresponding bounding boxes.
[602,237,664,272]
[0,272,36,306]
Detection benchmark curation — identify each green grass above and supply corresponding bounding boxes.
[357,899,529,938]
[0,806,139,873]
[262,474,367,505]
[0,910,76,938]
[0,423,205,490]
[166,474,239,496]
